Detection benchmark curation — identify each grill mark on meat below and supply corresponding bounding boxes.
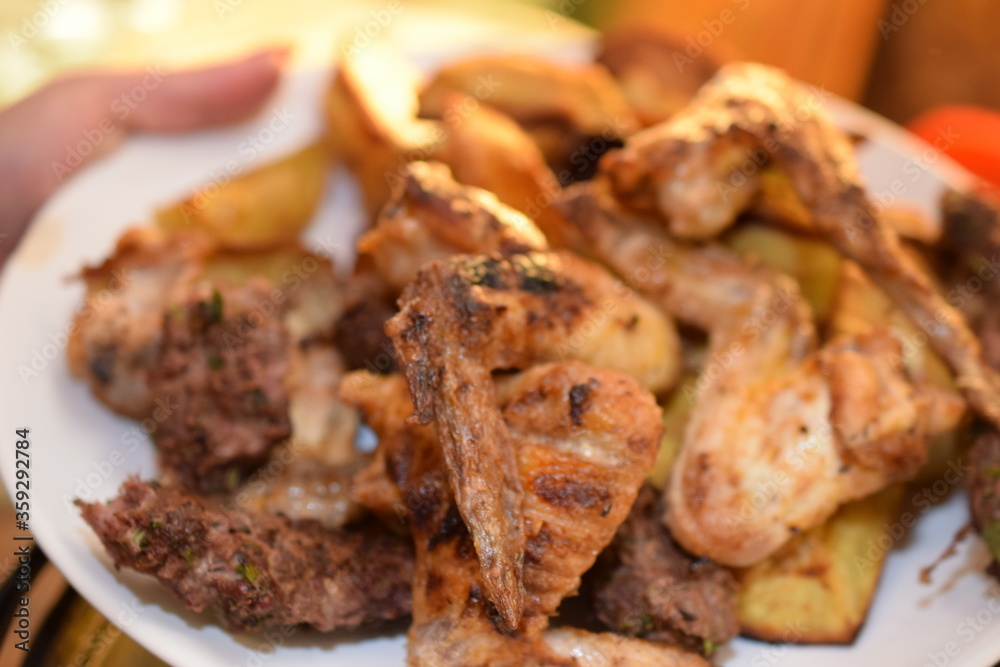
[428,503,469,551]
[568,380,597,427]
[533,474,610,510]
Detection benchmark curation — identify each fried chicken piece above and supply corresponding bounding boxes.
[557,185,930,566]
[542,628,709,667]
[435,99,577,246]
[340,158,551,377]
[78,478,412,633]
[147,278,291,493]
[601,62,1000,434]
[341,363,688,665]
[358,161,549,293]
[386,252,680,625]
[67,227,214,418]
[593,485,738,653]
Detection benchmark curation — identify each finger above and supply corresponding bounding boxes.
[118,46,290,132]
[0,47,288,266]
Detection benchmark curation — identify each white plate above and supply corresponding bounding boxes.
[1,16,998,667]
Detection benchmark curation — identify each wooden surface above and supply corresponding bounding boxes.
[594,0,890,100]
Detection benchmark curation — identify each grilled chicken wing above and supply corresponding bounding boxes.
[557,185,930,565]
[386,252,679,624]
[341,363,685,665]
[601,62,1000,433]
[78,478,412,633]
[358,161,549,294]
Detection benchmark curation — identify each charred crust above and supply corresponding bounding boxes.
[568,381,596,427]
[533,474,610,510]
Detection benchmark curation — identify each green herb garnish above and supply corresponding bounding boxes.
[236,562,260,584]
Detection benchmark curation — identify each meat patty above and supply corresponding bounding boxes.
[940,189,1000,577]
[147,278,291,493]
[592,485,739,653]
[967,432,1000,578]
[78,478,413,633]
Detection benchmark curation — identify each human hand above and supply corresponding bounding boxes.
[0,47,289,267]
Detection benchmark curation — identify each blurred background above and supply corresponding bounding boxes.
[2,0,999,121]
[1,0,999,664]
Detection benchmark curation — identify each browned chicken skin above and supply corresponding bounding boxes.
[78,478,412,633]
[601,62,1000,433]
[386,251,679,625]
[359,161,549,294]
[342,365,705,666]
[557,184,932,565]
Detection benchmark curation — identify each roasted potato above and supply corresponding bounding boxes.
[724,223,842,322]
[419,54,638,181]
[325,47,442,218]
[419,54,638,138]
[736,484,905,644]
[648,372,698,489]
[597,28,720,127]
[155,144,326,250]
[436,95,576,247]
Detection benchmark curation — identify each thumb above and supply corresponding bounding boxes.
[117,46,290,132]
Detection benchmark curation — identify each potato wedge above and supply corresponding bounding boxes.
[419,54,638,180]
[737,484,905,644]
[437,95,576,247]
[325,47,443,218]
[597,28,719,128]
[419,54,639,138]
[724,223,842,323]
[156,144,326,250]
[648,372,698,490]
